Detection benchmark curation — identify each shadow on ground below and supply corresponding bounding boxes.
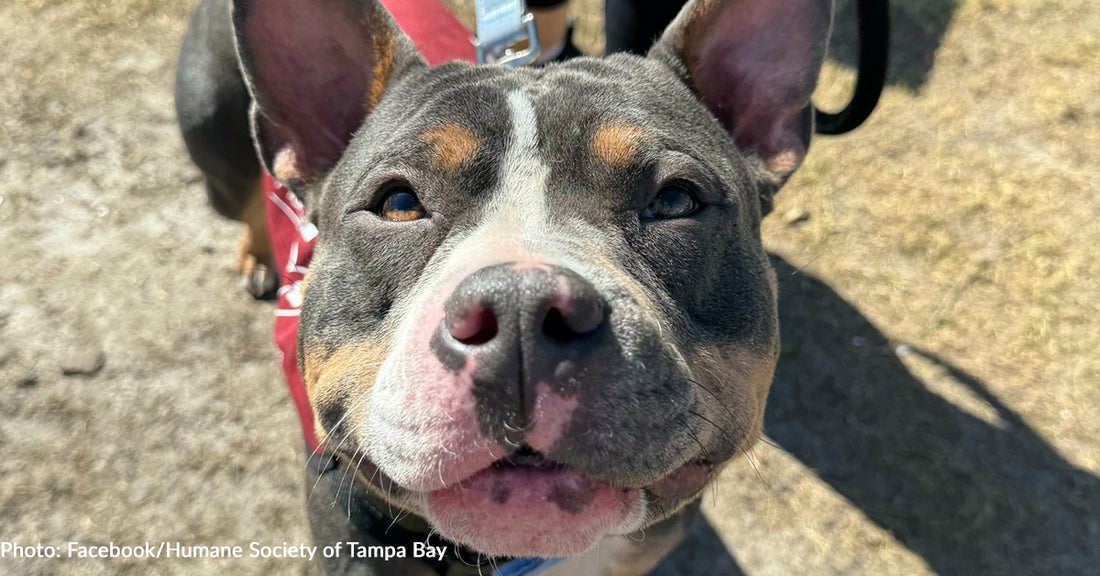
[657,256,1099,575]
[766,256,1100,574]
[651,514,747,576]
[826,0,959,91]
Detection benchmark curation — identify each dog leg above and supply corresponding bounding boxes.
[176,0,278,299]
[235,181,277,299]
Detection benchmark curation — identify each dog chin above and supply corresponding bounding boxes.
[423,457,648,557]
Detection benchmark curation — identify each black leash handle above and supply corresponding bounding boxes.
[815,0,890,135]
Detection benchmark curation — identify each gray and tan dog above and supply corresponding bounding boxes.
[175,0,832,573]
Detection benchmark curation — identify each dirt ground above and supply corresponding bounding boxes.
[1,0,1097,574]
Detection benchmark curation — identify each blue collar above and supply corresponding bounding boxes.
[494,557,562,576]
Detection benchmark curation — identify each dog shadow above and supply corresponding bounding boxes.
[825,0,959,91]
[655,255,1099,575]
[651,513,750,576]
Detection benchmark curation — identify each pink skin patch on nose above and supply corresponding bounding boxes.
[552,275,575,317]
[427,466,644,557]
[512,260,553,272]
[369,305,504,492]
[526,381,579,453]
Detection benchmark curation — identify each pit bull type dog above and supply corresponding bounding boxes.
[174,0,832,573]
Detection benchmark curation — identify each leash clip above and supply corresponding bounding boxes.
[474,0,541,66]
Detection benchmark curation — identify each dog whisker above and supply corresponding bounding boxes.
[687,378,744,431]
[678,415,711,462]
[333,444,360,513]
[348,449,372,519]
[386,507,412,536]
[744,445,771,492]
[309,389,376,505]
[307,423,355,504]
[778,247,832,284]
[757,433,781,450]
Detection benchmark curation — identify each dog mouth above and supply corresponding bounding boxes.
[418,446,713,557]
[346,444,714,557]
[423,447,644,557]
[493,445,565,471]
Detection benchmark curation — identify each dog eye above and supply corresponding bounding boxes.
[378,188,427,222]
[642,186,699,219]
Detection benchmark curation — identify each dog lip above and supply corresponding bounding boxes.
[642,459,715,502]
[426,460,646,557]
[348,441,715,497]
[490,451,714,492]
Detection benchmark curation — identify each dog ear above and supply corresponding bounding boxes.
[650,0,832,214]
[232,0,426,194]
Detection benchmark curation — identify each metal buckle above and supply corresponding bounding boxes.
[474,0,541,67]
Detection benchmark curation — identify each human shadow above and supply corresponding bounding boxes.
[763,256,1100,575]
[826,0,959,91]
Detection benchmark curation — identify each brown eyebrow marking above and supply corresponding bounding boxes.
[591,123,646,167]
[421,124,481,171]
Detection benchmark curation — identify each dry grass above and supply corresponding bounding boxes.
[1,0,1096,574]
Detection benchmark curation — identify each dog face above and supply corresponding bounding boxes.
[233,0,830,558]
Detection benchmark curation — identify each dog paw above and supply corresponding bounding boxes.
[236,224,278,300]
[239,256,279,300]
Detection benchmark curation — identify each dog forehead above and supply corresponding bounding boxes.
[531,56,722,148]
[371,56,699,158]
[326,55,737,227]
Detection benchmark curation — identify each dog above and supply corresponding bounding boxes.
[174,0,831,573]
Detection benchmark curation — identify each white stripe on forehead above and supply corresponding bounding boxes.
[507,89,539,156]
[488,89,551,241]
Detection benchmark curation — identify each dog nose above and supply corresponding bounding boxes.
[433,262,609,445]
[444,262,606,347]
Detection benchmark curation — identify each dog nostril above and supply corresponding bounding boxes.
[542,281,605,341]
[449,304,498,346]
[539,307,585,345]
[542,308,576,342]
[543,303,604,342]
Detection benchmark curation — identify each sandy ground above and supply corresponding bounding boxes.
[1,0,1097,574]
